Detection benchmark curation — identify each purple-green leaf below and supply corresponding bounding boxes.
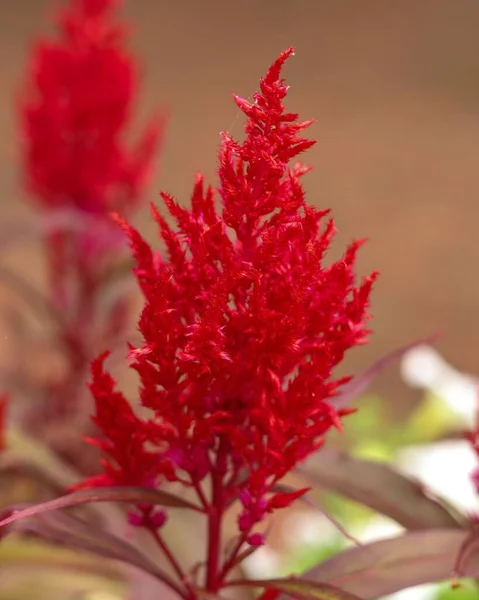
[5,508,185,597]
[0,485,202,531]
[453,527,479,580]
[302,528,479,599]
[227,578,364,599]
[7,510,149,571]
[300,450,465,529]
[331,336,438,410]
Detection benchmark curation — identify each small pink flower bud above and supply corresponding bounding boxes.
[247,533,265,547]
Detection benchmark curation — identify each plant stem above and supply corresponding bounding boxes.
[191,476,208,510]
[219,532,247,581]
[206,466,223,590]
[149,526,188,587]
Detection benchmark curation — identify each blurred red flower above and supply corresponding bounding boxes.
[14,0,163,470]
[19,0,161,214]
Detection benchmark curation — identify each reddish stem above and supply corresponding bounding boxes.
[191,476,208,511]
[149,526,188,586]
[206,464,224,590]
[219,532,248,581]
[147,522,197,600]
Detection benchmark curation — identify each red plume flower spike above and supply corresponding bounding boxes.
[20,0,160,214]
[15,0,162,472]
[84,47,377,590]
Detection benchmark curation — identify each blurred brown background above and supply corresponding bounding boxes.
[1,0,479,408]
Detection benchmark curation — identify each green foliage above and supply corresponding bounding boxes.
[335,390,463,462]
[405,391,465,443]
[435,580,479,600]
[281,538,346,576]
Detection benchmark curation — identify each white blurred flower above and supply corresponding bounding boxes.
[383,583,438,600]
[283,509,338,548]
[397,439,479,514]
[353,514,404,544]
[401,344,478,425]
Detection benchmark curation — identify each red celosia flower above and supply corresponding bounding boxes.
[15,0,162,473]
[20,0,160,214]
[85,48,377,544]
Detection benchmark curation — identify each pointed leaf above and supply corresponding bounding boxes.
[4,508,184,597]
[331,336,439,410]
[0,485,202,530]
[453,527,479,580]
[227,578,364,600]
[1,430,129,531]
[8,509,147,566]
[303,529,479,599]
[300,450,465,529]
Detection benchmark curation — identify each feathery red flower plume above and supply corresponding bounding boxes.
[84,48,377,549]
[20,0,160,214]
[14,0,162,472]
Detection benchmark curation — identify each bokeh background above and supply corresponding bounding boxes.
[1,2,479,599]
[2,0,479,412]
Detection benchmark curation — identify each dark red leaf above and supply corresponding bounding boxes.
[5,508,183,595]
[300,450,465,530]
[303,528,479,599]
[0,485,202,531]
[453,527,479,580]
